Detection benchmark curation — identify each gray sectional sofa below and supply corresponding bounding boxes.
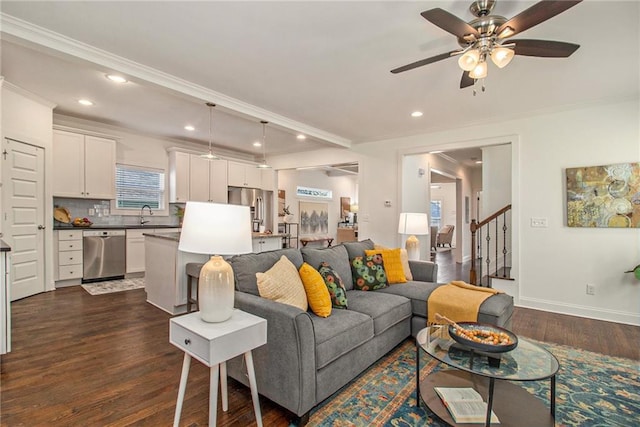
[225,239,513,424]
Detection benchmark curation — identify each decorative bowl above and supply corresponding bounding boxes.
[448,322,518,353]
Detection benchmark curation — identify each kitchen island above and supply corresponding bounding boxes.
[144,231,285,315]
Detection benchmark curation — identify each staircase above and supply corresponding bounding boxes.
[469,204,513,287]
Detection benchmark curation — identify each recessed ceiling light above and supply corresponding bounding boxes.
[296,134,306,140]
[106,74,127,83]
[253,141,262,147]
[78,99,94,106]
[429,150,444,154]
[411,111,423,117]
[475,160,483,164]
[184,125,195,131]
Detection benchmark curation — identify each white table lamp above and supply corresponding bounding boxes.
[178,202,252,322]
[398,212,429,261]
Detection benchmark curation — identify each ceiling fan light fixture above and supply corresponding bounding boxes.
[490,46,514,68]
[200,102,219,160]
[458,49,480,71]
[469,61,488,79]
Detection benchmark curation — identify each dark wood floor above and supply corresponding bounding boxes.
[1,256,638,426]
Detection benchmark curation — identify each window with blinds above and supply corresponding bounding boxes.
[115,164,165,210]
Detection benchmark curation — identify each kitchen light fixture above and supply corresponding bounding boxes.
[398,212,429,261]
[411,111,423,117]
[200,102,219,160]
[257,120,271,169]
[184,125,195,131]
[106,74,127,83]
[178,202,252,322]
[253,141,262,147]
[78,99,94,106]
[296,134,306,140]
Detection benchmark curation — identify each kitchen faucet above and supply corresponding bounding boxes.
[140,204,153,225]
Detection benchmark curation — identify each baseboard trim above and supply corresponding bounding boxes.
[518,296,640,326]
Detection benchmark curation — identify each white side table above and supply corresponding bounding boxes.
[170,309,267,427]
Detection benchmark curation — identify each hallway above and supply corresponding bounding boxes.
[434,249,470,284]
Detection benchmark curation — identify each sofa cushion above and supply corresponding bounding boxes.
[342,239,375,261]
[478,293,515,328]
[317,262,348,309]
[365,248,407,284]
[351,255,388,291]
[302,245,354,291]
[311,308,374,369]
[374,281,441,318]
[299,262,332,317]
[345,290,411,335]
[228,248,304,296]
[256,255,308,311]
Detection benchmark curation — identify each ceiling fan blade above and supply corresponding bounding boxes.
[497,0,582,38]
[421,8,480,40]
[460,72,474,89]
[391,51,457,74]
[511,39,580,57]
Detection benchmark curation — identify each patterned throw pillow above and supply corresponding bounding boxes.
[365,248,407,284]
[351,254,388,291]
[317,262,348,309]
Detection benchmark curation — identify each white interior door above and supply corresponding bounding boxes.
[2,138,46,301]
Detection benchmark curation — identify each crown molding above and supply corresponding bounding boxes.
[0,13,351,149]
[1,77,57,109]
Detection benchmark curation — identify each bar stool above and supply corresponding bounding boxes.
[185,262,204,313]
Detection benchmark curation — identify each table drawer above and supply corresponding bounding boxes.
[58,250,82,266]
[58,230,83,241]
[58,264,82,280]
[58,240,82,251]
[170,322,210,364]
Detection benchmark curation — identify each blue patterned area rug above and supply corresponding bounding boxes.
[303,339,639,427]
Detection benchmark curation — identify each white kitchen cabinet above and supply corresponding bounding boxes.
[189,155,228,203]
[228,161,262,189]
[127,228,181,274]
[252,235,282,253]
[52,129,116,199]
[169,151,190,203]
[55,230,83,283]
[261,168,276,191]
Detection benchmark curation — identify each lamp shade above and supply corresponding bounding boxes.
[398,212,429,235]
[178,202,252,323]
[178,202,252,255]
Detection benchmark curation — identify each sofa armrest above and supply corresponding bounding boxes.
[229,291,317,417]
[408,259,438,283]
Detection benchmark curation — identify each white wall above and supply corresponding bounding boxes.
[277,168,357,243]
[482,144,511,217]
[272,98,640,326]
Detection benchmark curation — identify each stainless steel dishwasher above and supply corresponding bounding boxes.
[82,230,126,283]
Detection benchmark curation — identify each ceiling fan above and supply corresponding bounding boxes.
[391,0,582,90]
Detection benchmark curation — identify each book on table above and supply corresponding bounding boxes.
[434,387,501,424]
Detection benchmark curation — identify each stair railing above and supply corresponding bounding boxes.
[469,204,512,286]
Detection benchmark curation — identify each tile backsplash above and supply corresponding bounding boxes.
[54,198,181,227]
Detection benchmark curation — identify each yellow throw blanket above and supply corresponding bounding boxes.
[427,281,502,324]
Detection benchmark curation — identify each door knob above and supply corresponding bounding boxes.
[37,225,46,230]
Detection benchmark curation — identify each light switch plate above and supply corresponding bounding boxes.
[530,217,548,227]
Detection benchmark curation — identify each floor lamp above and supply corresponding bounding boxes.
[398,212,429,261]
[178,202,252,322]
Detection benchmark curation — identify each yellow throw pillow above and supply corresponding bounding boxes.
[374,243,413,281]
[366,248,407,284]
[256,255,308,311]
[299,262,332,317]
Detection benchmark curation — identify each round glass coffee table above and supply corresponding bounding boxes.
[416,325,559,427]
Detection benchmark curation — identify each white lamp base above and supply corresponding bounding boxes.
[199,255,234,322]
[405,235,420,261]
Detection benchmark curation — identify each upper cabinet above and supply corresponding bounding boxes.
[228,161,262,189]
[169,151,190,203]
[189,155,228,203]
[52,129,116,199]
[168,150,228,203]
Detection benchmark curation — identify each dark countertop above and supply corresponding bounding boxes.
[53,224,180,231]
[0,239,11,252]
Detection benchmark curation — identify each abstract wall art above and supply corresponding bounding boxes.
[299,201,329,235]
[566,162,640,228]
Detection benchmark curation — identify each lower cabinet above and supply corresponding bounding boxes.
[55,230,84,285]
[127,228,181,274]
[252,236,282,253]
